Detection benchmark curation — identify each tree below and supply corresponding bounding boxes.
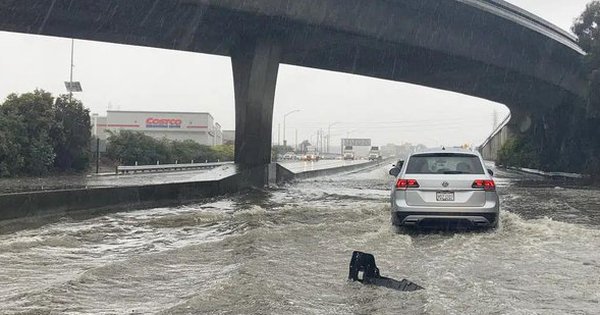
[0,90,93,177]
[573,1,600,63]
[106,130,167,165]
[211,144,234,161]
[106,131,234,165]
[497,137,540,169]
[170,140,202,163]
[51,95,91,171]
[0,114,24,177]
[1,90,56,175]
[298,140,311,153]
[570,1,600,179]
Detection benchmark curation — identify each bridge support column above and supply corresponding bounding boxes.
[231,37,281,184]
[479,110,532,161]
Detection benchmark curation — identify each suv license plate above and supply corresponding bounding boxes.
[436,192,455,201]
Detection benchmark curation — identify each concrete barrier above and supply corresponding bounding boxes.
[0,160,384,222]
[278,160,382,183]
[0,175,245,221]
[116,162,231,174]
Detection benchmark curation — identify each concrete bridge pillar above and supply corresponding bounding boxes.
[506,110,532,136]
[231,37,281,169]
[479,109,533,161]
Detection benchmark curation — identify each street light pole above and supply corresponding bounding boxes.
[327,122,338,154]
[69,39,74,102]
[283,109,301,147]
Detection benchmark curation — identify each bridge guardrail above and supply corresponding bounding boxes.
[470,0,584,54]
[477,112,512,152]
[116,162,232,175]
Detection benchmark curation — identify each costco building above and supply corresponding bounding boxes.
[92,110,223,146]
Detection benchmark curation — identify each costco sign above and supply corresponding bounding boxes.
[145,117,182,129]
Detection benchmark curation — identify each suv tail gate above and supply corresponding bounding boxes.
[400,174,487,207]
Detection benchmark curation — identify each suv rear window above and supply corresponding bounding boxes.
[405,153,484,174]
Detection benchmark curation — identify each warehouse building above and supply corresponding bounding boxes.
[92,110,223,146]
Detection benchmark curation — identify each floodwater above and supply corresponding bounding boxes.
[0,165,599,314]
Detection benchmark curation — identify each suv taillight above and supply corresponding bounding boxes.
[472,179,495,191]
[396,179,420,190]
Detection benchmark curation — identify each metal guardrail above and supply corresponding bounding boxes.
[477,112,512,151]
[116,162,232,175]
[482,0,578,42]
[465,0,585,54]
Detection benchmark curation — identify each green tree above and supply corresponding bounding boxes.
[570,1,600,179]
[573,1,600,116]
[107,130,166,165]
[51,95,91,171]
[106,131,234,165]
[212,144,234,161]
[573,1,600,65]
[170,140,202,163]
[0,114,25,177]
[497,137,540,169]
[1,90,56,175]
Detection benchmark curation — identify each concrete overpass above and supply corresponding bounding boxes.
[0,0,587,179]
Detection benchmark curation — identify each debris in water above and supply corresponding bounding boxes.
[348,251,423,291]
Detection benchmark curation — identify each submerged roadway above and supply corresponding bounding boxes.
[0,164,599,314]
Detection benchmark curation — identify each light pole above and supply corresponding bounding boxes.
[64,39,82,101]
[283,109,301,147]
[69,39,74,102]
[327,122,338,153]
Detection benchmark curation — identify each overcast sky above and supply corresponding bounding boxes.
[0,0,591,147]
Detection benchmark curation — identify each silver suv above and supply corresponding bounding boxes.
[389,149,499,229]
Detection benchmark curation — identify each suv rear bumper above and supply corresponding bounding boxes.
[392,211,498,227]
[392,194,499,228]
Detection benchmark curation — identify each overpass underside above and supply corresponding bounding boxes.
[0,0,586,182]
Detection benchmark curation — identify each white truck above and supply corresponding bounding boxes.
[368,146,382,161]
[343,146,355,160]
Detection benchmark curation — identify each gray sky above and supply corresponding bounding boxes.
[0,0,591,147]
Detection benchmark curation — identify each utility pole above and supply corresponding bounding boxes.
[327,122,338,154]
[283,109,301,147]
[65,39,82,101]
[278,123,281,146]
[320,128,324,152]
[69,39,74,102]
[318,130,322,152]
[295,129,298,151]
[95,138,100,174]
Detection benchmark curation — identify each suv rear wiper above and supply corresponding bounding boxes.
[443,171,468,174]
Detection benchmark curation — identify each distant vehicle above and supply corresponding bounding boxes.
[368,146,382,161]
[303,146,320,161]
[319,153,338,160]
[389,148,499,229]
[343,146,355,160]
[282,152,296,160]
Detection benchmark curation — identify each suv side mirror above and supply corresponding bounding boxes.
[487,168,494,176]
[389,167,401,177]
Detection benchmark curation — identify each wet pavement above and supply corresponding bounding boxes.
[0,166,229,194]
[278,159,372,173]
[0,164,599,314]
[0,161,370,195]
